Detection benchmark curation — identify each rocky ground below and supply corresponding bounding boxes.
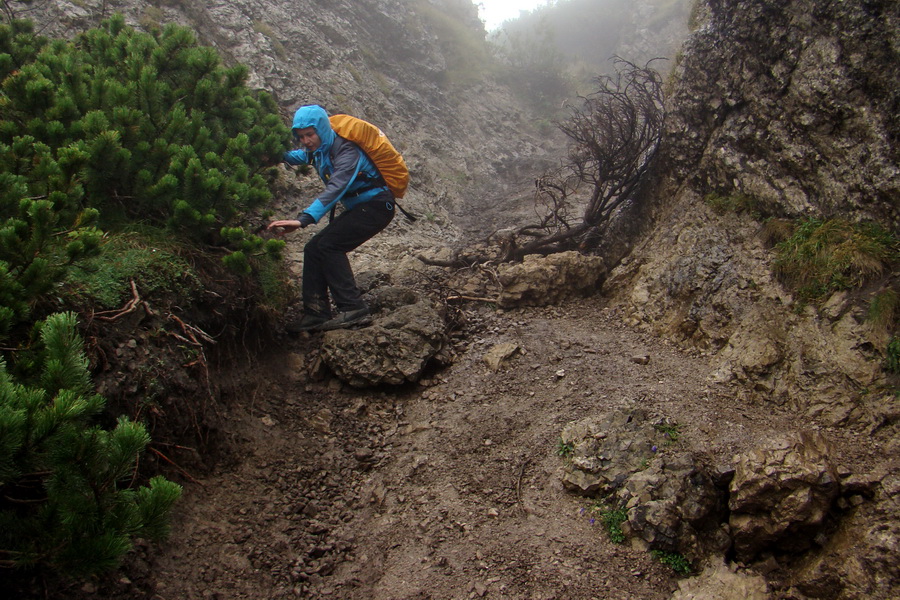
[15,286,888,600]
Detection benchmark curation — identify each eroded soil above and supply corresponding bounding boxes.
[10,294,885,600]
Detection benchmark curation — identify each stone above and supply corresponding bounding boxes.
[482,342,521,371]
[559,409,660,497]
[497,251,606,308]
[729,431,840,561]
[320,299,448,388]
[620,454,726,557]
[671,560,770,600]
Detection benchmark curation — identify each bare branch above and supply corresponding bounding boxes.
[505,58,665,261]
[425,59,665,269]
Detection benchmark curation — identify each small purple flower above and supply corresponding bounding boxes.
[589,517,596,525]
[651,445,658,452]
[580,507,586,515]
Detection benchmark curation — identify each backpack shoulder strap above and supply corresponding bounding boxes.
[328,148,365,222]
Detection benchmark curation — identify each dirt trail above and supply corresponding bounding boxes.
[83,294,821,600]
[39,292,876,600]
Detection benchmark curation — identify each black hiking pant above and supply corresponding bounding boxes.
[302,192,394,317]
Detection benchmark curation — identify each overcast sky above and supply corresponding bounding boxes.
[477,0,552,30]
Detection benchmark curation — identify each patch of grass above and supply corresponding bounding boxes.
[252,20,286,59]
[139,6,165,31]
[65,232,200,309]
[372,70,393,97]
[759,217,796,247]
[774,218,898,304]
[651,550,692,575]
[887,337,900,375]
[868,288,899,335]
[653,421,681,443]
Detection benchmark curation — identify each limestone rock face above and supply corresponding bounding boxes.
[605,0,899,426]
[789,460,900,599]
[621,454,727,557]
[666,0,898,227]
[728,431,840,561]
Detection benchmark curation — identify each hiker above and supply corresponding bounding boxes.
[267,104,395,333]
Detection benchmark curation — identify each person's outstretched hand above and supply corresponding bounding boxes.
[267,213,315,235]
[267,219,301,235]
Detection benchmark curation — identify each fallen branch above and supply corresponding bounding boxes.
[446,295,498,303]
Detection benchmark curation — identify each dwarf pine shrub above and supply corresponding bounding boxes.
[0,312,182,575]
[0,15,288,339]
[0,16,288,236]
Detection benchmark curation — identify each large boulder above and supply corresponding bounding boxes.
[621,454,727,558]
[559,409,661,497]
[497,251,606,308]
[728,431,840,561]
[671,561,770,600]
[560,409,727,559]
[320,297,448,388]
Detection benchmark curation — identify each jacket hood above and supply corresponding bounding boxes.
[292,105,336,154]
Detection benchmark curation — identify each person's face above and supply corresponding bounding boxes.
[293,127,321,151]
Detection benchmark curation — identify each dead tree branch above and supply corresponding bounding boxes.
[501,58,665,261]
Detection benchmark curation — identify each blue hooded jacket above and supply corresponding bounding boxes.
[283,105,387,222]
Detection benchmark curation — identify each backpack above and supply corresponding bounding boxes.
[329,114,409,199]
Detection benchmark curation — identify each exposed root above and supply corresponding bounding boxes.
[148,447,204,487]
[92,280,155,321]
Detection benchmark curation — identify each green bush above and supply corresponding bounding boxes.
[0,16,290,578]
[0,312,181,575]
[0,15,288,238]
[0,16,288,340]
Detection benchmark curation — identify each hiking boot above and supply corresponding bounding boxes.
[318,308,372,331]
[285,313,329,333]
